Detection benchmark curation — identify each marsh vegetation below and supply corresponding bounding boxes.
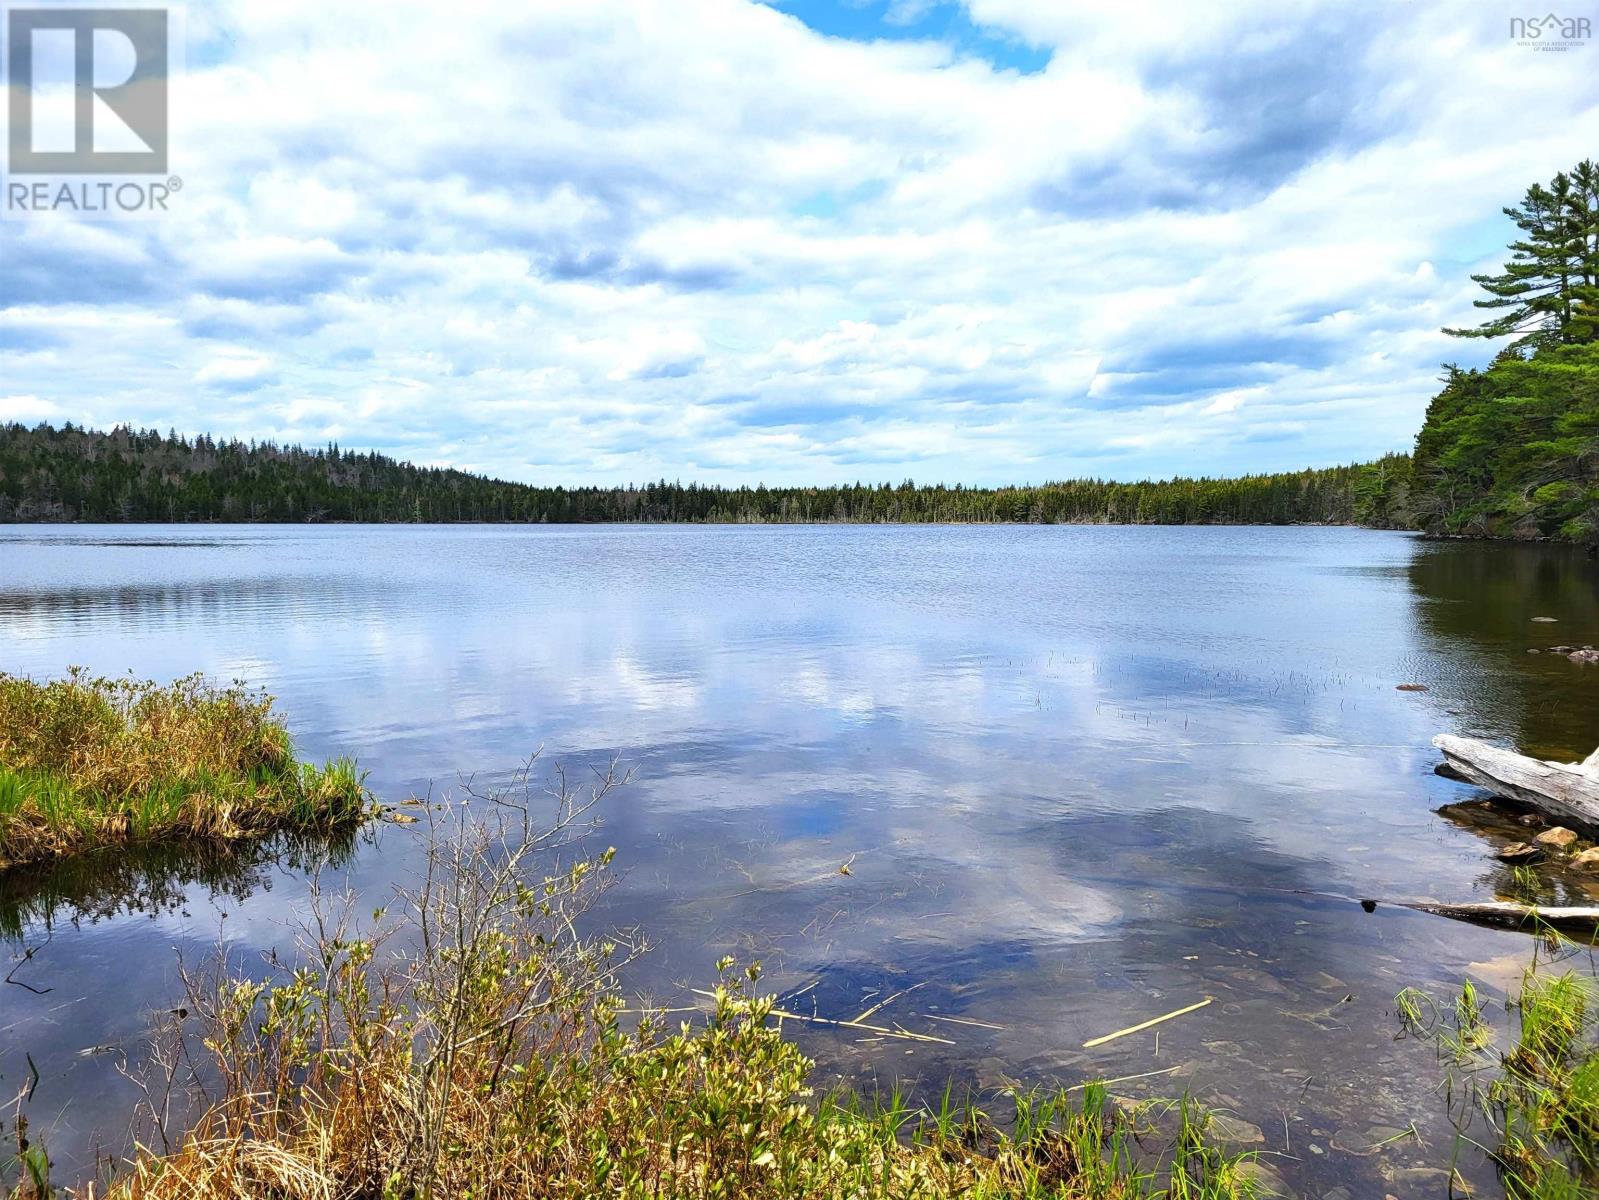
[0,671,367,870]
[1399,942,1599,1198]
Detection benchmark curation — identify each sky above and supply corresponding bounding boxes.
[2,0,1599,486]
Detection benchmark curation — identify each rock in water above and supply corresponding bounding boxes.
[1332,1125,1408,1156]
[1570,649,1599,665]
[1572,848,1599,872]
[1535,827,1579,849]
[1207,1114,1265,1146]
[1234,1161,1293,1198]
[1496,842,1542,862]
[1386,1167,1454,1193]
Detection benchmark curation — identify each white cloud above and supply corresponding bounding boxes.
[2,0,1597,483]
[0,395,63,423]
[1200,387,1260,417]
[195,350,277,387]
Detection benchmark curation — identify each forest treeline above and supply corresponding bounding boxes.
[2,159,1595,539]
[0,422,1409,527]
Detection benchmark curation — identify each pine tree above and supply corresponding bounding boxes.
[1565,159,1599,342]
[1446,158,1599,352]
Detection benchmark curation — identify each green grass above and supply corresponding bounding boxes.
[1400,954,1599,1197]
[0,669,368,869]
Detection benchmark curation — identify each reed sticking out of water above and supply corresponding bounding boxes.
[27,767,1259,1200]
[0,670,368,870]
[1399,940,1599,1198]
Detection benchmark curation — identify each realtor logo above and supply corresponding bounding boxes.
[1509,13,1592,49]
[6,6,168,174]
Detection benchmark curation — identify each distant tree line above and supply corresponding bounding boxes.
[0,422,1409,528]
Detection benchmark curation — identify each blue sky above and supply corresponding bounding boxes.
[766,1,1051,73]
[3,0,1599,485]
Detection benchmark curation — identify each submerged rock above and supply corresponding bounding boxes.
[1385,1166,1454,1192]
[1235,1160,1294,1198]
[1207,1113,1265,1146]
[1306,969,1347,993]
[1331,1124,1408,1156]
[974,1057,1019,1091]
[1495,842,1542,862]
[1570,649,1599,664]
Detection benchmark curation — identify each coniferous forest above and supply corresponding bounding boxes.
[0,422,1408,527]
[1,159,1594,542]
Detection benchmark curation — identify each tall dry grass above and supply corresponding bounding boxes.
[0,670,367,869]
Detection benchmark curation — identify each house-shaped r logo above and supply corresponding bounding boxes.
[6,7,168,174]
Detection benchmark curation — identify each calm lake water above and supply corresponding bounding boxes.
[2,524,1598,1196]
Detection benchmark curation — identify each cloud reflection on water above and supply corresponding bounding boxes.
[0,524,1595,1196]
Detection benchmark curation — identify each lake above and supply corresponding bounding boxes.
[2,524,1597,1196]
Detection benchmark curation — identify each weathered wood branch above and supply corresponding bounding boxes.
[1432,734,1599,829]
[1366,897,1599,940]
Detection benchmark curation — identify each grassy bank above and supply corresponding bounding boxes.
[0,670,367,870]
[13,778,1261,1200]
[99,979,1258,1200]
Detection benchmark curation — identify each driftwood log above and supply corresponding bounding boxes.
[1432,734,1599,829]
[1413,736,1599,939]
[1363,897,1599,940]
